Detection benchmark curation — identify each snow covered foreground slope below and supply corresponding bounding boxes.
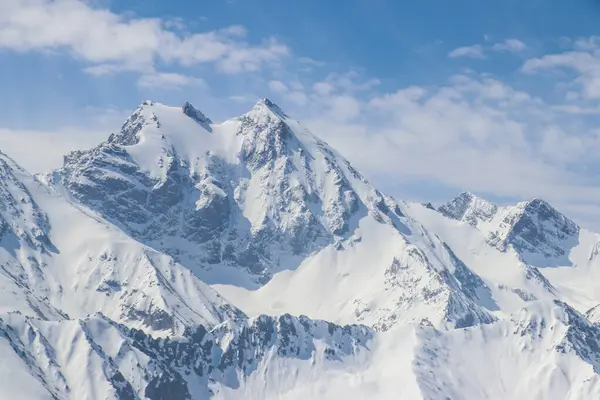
[51,99,501,331]
[0,312,372,399]
[0,150,242,336]
[0,135,384,399]
[2,98,600,398]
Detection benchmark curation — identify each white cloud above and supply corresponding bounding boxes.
[0,0,289,74]
[448,45,485,59]
[267,80,307,105]
[448,40,525,60]
[0,128,110,172]
[228,94,255,104]
[522,42,600,99]
[573,36,600,51]
[83,64,139,76]
[298,57,325,67]
[313,82,334,96]
[215,38,289,73]
[328,95,361,121]
[268,80,289,94]
[5,6,600,229]
[290,81,304,91]
[137,72,205,90]
[492,39,527,53]
[0,105,128,172]
[285,91,308,106]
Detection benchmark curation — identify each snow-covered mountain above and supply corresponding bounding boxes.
[2,99,600,398]
[51,99,389,287]
[0,150,242,336]
[438,192,580,266]
[0,312,372,399]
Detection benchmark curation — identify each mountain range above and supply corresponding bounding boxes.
[2,98,600,399]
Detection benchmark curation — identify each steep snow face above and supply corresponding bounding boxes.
[216,217,496,331]
[0,151,66,320]
[51,99,504,332]
[51,99,404,286]
[0,151,52,251]
[487,199,580,264]
[414,301,600,400]
[0,150,243,337]
[6,97,600,399]
[0,312,372,400]
[3,302,600,400]
[427,193,600,318]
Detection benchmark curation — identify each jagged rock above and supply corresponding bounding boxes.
[439,193,580,265]
[50,99,401,285]
[0,313,372,399]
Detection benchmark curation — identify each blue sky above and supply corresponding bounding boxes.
[3,0,600,227]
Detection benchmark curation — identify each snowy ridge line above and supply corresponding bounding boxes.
[0,98,600,398]
[0,311,373,400]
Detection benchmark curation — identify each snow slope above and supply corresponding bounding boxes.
[51,99,385,287]
[0,312,372,399]
[52,99,504,332]
[433,193,600,313]
[2,99,600,398]
[415,300,600,400]
[0,150,242,337]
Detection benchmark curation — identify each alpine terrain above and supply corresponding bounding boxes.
[1,98,600,399]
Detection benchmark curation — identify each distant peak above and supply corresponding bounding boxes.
[182,102,213,125]
[140,100,156,107]
[259,97,277,108]
[525,198,551,208]
[455,191,475,201]
[519,198,577,227]
[253,97,288,119]
[438,191,498,225]
[451,192,499,208]
[518,198,557,215]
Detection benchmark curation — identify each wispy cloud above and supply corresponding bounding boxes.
[268,80,289,94]
[492,39,527,53]
[137,72,206,90]
[4,4,600,228]
[0,0,289,75]
[254,64,600,228]
[448,45,485,59]
[449,39,527,59]
[0,105,128,172]
[523,48,600,99]
[267,80,307,105]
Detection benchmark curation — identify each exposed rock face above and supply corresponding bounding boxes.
[487,199,580,260]
[3,98,600,399]
[0,313,372,399]
[0,151,52,251]
[51,99,400,285]
[439,193,580,264]
[438,191,498,227]
[414,301,600,399]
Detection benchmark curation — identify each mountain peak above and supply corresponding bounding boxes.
[140,99,156,107]
[500,197,580,259]
[251,97,288,119]
[438,191,498,226]
[456,191,475,200]
[516,197,577,229]
[438,192,580,260]
[522,198,555,214]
